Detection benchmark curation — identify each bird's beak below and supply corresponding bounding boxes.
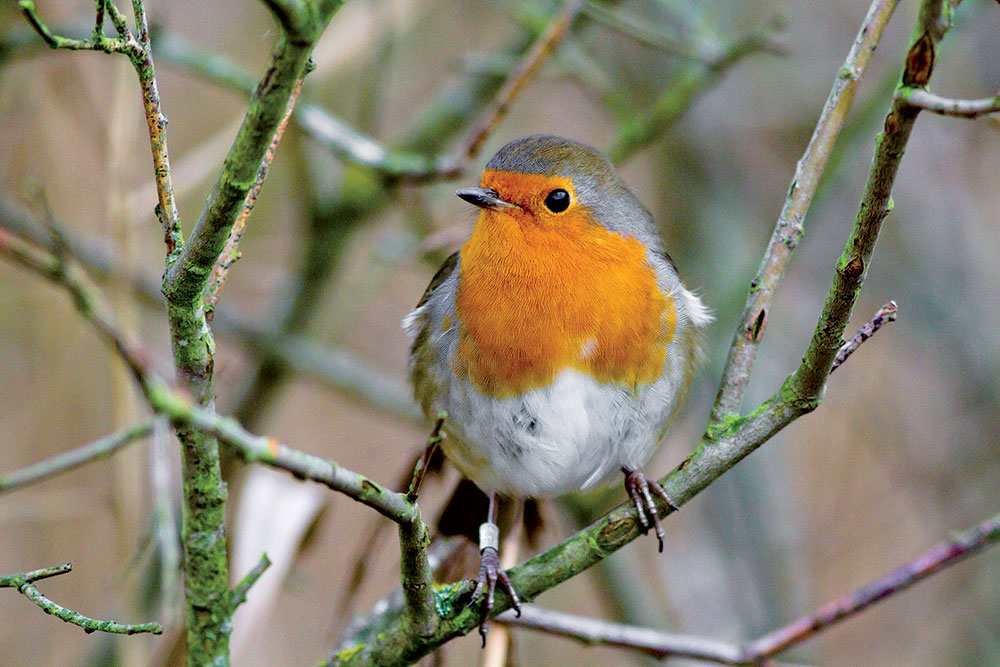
[456,187,518,211]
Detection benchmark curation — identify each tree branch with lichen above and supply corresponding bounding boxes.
[1,563,163,636]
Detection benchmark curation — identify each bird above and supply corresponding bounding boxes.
[403,134,711,640]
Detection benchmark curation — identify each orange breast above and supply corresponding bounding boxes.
[454,200,676,398]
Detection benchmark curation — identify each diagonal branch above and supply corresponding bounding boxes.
[709,0,899,424]
[459,0,586,162]
[0,421,154,495]
[0,225,417,525]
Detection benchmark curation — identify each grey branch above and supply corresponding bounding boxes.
[900,87,1000,118]
[500,509,1000,664]
[0,421,153,495]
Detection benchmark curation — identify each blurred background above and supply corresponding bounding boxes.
[1,0,999,665]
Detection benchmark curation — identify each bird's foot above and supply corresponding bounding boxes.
[467,523,521,646]
[622,466,678,553]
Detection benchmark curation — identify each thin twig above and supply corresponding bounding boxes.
[204,71,309,316]
[709,0,899,424]
[829,300,897,373]
[1,563,163,635]
[497,605,743,664]
[900,88,1000,118]
[460,0,586,161]
[0,421,153,495]
[230,553,272,610]
[406,414,446,502]
[740,510,1000,661]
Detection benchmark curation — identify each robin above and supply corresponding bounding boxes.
[404,134,711,639]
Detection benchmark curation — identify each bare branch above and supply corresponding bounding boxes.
[0,421,153,495]
[498,605,743,664]
[740,510,1000,661]
[204,70,310,316]
[459,0,586,161]
[230,553,272,610]
[710,0,899,424]
[899,87,1000,118]
[829,300,897,373]
[1,563,163,635]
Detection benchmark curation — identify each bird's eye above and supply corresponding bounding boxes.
[543,189,570,213]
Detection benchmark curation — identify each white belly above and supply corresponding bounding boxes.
[441,368,679,497]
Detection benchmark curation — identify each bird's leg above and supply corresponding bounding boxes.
[467,492,522,645]
[622,466,678,553]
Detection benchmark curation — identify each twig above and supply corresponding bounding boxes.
[605,21,782,165]
[497,604,743,664]
[899,88,1000,118]
[459,0,586,161]
[710,0,899,424]
[740,510,1000,661]
[0,421,153,495]
[203,71,309,316]
[1,563,163,635]
[829,300,897,373]
[406,415,446,502]
[230,553,272,610]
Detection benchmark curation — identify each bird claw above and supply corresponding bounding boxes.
[622,467,678,553]
[467,546,521,646]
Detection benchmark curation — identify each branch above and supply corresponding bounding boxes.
[740,510,1000,661]
[162,28,329,307]
[829,300,897,373]
[230,553,272,610]
[710,0,899,424]
[0,421,153,495]
[497,604,742,664]
[898,87,1000,118]
[398,508,437,637]
[459,0,586,161]
[498,509,1000,664]
[203,69,309,315]
[1,563,163,635]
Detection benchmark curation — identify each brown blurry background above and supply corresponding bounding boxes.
[2,1,999,665]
